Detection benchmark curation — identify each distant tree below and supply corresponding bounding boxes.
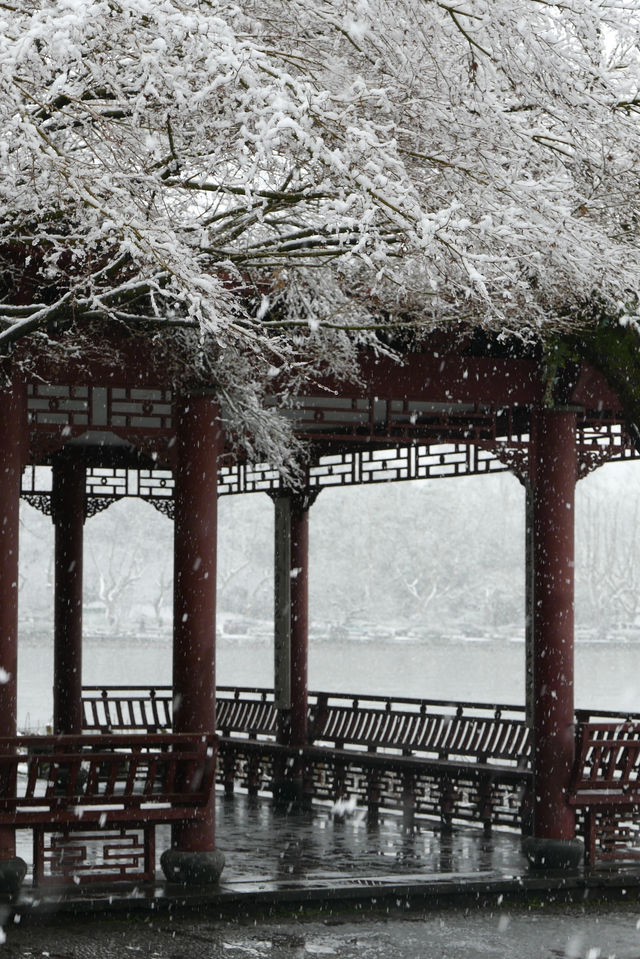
[17,502,53,624]
[84,500,173,632]
[575,467,640,638]
[151,563,173,630]
[217,494,273,619]
[311,474,524,632]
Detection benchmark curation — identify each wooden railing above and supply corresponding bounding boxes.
[83,685,529,759]
[218,737,531,833]
[82,686,174,732]
[80,686,640,861]
[82,686,532,831]
[308,692,530,766]
[0,733,216,884]
[569,722,640,866]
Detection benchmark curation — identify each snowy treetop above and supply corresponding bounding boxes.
[2,0,640,459]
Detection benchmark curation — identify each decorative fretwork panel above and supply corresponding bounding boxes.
[84,467,174,502]
[216,740,530,832]
[22,424,639,516]
[578,809,640,866]
[33,826,154,885]
[27,384,172,432]
[27,384,90,427]
[577,420,638,478]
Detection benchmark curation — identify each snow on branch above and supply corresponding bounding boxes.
[1,0,640,452]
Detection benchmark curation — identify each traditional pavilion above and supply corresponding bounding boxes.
[0,326,638,891]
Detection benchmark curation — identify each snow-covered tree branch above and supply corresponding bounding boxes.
[2,0,640,456]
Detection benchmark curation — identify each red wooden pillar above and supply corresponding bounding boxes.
[161,394,225,884]
[0,378,27,889]
[524,407,583,869]
[273,491,314,803]
[290,495,309,750]
[52,454,86,735]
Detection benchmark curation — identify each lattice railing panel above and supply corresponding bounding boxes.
[216,741,530,831]
[578,809,640,866]
[21,417,638,513]
[34,826,153,885]
[27,384,172,432]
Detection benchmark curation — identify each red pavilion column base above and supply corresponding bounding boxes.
[160,849,225,886]
[522,836,583,870]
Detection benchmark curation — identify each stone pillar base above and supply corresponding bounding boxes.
[522,836,583,870]
[0,857,27,895]
[161,849,225,885]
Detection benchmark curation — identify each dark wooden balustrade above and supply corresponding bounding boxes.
[83,685,530,760]
[81,687,640,859]
[82,686,532,831]
[0,732,216,884]
[569,722,640,866]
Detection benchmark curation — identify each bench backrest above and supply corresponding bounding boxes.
[83,688,173,732]
[0,733,216,812]
[217,695,278,738]
[82,686,531,765]
[571,722,640,797]
[310,701,530,765]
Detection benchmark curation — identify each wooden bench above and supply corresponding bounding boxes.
[309,693,531,766]
[218,735,532,830]
[0,733,216,885]
[569,722,640,865]
[83,686,532,829]
[83,685,279,739]
[84,686,530,764]
[82,686,173,732]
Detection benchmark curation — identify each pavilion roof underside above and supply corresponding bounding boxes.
[22,348,629,466]
[16,345,636,509]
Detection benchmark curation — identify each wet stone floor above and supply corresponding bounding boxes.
[215,794,528,883]
[14,792,529,888]
[5,907,640,959]
[6,796,640,957]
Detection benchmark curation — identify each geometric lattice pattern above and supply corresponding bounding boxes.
[21,416,638,516]
[33,826,154,885]
[216,741,529,833]
[579,809,640,867]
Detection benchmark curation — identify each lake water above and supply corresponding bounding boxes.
[16,632,640,731]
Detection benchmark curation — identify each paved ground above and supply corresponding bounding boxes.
[5,904,640,958]
[14,792,529,892]
[215,795,528,882]
[6,796,640,957]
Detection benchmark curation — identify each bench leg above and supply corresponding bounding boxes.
[144,826,156,882]
[402,771,416,831]
[247,749,261,797]
[367,772,381,826]
[302,758,314,809]
[333,760,346,805]
[222,747,236,798]
[440,776,456,834]
[584,810,596,868]
[33,827,44,887]
[519,783,534,836]
[477,777,493,836]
